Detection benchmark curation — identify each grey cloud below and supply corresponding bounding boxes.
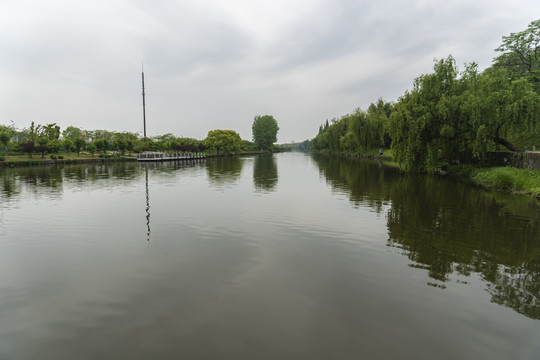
[1,0,540,142]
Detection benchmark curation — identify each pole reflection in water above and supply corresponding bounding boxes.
[145,166,151,242]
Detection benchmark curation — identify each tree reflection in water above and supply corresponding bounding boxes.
[205,157,244,187]
[253,154,278,193]
[312,153,540,319]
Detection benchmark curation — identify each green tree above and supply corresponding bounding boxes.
[464,67,540,154]
[112,138,128,155]
[87,143,97,155]
[42,123,61,140]
[93,139,109,154]
[62,126,84,140]
[389,56,540,172]
[494,19,540,92]
[28,122,39,142]
[389,57,474,171]
[0,132,9,156]
[48,139,61,153]
[0,130,13,157]
[62,138,73,154]
[73,138,86,156]
[0,124,16,155]
[36,136,49,158]
[205,129,243,154]
[311,98,392,154]
[252,115,279,151]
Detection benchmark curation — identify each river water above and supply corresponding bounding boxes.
[1,152,539,359]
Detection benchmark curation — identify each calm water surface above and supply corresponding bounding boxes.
[1,152,539,359]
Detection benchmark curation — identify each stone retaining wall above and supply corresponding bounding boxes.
[522,152,540,170]
[486,151,540,170]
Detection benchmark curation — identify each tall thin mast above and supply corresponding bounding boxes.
[141,64,147,139]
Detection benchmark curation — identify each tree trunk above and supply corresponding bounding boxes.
[495,137,519,152]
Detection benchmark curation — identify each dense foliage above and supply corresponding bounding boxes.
[252,115,279,151]
[311,99,392,153]
[204,129,243,154]
[0,122,211,159]
[390,57,539,171]
[312,19,540,172]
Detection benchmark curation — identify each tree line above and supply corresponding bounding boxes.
[0,115,281,158]
[311,19,540,172]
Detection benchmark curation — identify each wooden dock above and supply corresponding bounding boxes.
[137,152,206,162]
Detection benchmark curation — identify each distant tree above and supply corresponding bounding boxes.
[125,139,134,154]
[0,130,10,156]
[36,136,49,158]
[93,139,108,154]
[493,19,540,93]
[0,124,16,155]
[86,129,114,144]
[28,122,38,142]
[42,123,61,140]
[21,141,35,158]
[112,138,128,155]
[62,138,73,154]
[252,115,279,151]
[73,138,86,156]
[62,126,84,140]
[48,139,61,153]
[292,139,311,151]
[205,129,243,154]
[115,131,139,141]
[87,143,97,155]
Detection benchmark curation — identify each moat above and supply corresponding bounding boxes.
[1,152,539,359]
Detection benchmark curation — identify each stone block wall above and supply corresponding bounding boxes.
[486,151,540,170]
[522,152,540,170]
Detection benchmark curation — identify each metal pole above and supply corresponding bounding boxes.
[142,66,147,139]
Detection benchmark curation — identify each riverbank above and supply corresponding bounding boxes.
[314,149,540,200]
[447,165,540,199]
[0,154,137,167]
[0,150,275,168]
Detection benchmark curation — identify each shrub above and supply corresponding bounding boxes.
[50,155,57,160]
[0,155,5,162]
[58,155,64,159]
[492,168,514,189]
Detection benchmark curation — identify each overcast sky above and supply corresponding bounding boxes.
[1,1,539,142]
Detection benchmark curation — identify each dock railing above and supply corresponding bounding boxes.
[137,152,206,161]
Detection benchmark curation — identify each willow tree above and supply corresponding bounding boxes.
[205,129,243,154]
[390,56,540,172]
[389,56,471,171]
[464,67,540,155]
[311,99,391,154]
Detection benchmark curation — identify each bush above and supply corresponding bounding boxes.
[50,155,57,160]
[58,155,64,159]
[472,166,540,196]
[492,168,514,189]
[0,155,5,162]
